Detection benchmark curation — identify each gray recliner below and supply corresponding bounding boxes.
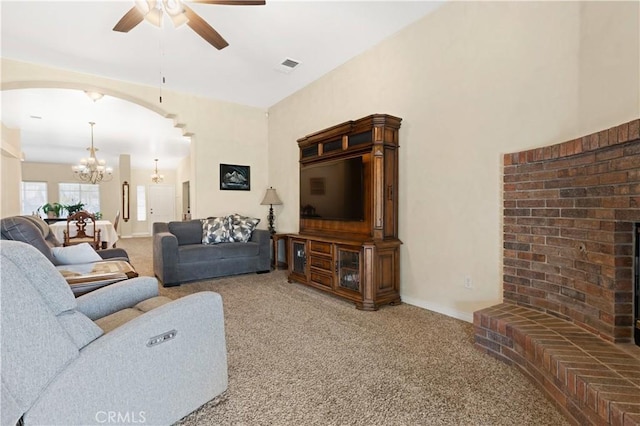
[0,215,129,264]
[1,215,135,295]
[1,240,228,426]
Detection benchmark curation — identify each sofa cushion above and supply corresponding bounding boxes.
[94,296,172,333]
[178,242,260,264]
[179,244,225,263]
[227,214,260,243]
[168,220,202,246]
[218,241,260,258]
[94,308,142,334]
[202,217,230,245]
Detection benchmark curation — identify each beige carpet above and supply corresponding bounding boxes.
[119,237,569,426]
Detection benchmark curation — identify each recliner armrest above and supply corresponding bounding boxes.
[98,247,130,262]
[76,277,159,320]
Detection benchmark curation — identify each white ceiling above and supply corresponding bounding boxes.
[1,88,190,169]
[1,0,442,170]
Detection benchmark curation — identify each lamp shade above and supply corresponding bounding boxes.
[260,187,282,205]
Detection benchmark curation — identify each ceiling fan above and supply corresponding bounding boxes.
[113,0,265,50]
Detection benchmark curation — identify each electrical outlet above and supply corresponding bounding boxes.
[464,276,473,289]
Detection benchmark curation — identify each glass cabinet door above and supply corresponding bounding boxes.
[292,240,307,275]
[337,247,360,292]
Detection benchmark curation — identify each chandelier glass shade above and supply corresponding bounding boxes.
[151,159,164,184]
[72,122,113,184]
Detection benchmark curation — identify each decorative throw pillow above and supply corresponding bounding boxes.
[51,243,102,265]
[202,217,230,244]
[227,214,260,243]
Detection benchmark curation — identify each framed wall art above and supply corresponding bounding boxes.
[220,164,250,191]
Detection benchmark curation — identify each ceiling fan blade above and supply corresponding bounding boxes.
[183,5,229,50]
[189,0,266,5]
[113,6,145,32]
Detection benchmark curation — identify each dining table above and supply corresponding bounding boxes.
[50,219,118,248]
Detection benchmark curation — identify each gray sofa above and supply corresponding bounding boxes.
[1,240,228,425]
[153,219,270,287]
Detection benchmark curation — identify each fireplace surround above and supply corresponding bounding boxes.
[502,118,639,343]
[633,223,640,346]
[473,119,640,425]
[503,120,640,343]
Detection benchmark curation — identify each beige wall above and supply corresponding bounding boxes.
[177,155,192,219]
[2,2,638,323]
[130,168,178,236]
[21,162,121,221]
[19,162,182,237]
[267,1,639,320]
[578,1,640,134]
[1,58,270,229]
[1,124,22,217]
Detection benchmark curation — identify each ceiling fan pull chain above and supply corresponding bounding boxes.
[159,34,164,103]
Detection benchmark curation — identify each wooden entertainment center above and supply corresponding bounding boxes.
[287,114,402,310]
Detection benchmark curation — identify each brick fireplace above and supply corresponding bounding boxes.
[502,118,639,343]
[474,120,640,424]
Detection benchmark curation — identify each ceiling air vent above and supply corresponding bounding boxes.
[276,58,301,74]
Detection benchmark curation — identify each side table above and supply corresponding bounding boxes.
[271,233,289,270]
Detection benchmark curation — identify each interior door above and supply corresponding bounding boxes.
[148,184,176,234]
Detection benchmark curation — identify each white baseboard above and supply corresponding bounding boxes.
[401,296,474,323]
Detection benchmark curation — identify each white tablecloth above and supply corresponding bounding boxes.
[50,220,118,247]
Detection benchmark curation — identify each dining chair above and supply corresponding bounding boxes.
[63,210,102,250]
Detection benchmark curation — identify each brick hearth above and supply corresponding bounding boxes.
[475,304,640,425]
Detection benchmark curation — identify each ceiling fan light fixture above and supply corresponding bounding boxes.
[169,12,189,28]
[114,0,265,48]
[135,0,151,14]
[145,8,164,27]
[163,0,184,15]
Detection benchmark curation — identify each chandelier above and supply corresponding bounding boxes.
[72,122,113,184]
[151,159,164,184]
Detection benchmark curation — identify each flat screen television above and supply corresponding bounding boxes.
[300,156,364,221]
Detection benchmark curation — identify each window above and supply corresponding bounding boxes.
[59,183,100,213]
[137,185,146,221]
[21,181,47,215]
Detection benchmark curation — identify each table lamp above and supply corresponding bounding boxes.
[260,187,283,234]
